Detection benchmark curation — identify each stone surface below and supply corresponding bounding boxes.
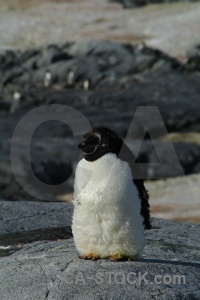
[0,200,73,235]
[1,61,200,200]
[0,1,200,226]
[136,140,200,179]
[0,218,199,300]
[1,0,200,57]
[0,41,184,102]
[146,174,200,223]
[0,200,73,257]
[110,0,147,8]
[111,0,200,8]
[187,44,200,71]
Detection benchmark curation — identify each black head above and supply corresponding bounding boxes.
[78,127,123,161]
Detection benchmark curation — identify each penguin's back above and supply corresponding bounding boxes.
[72,153,146,259]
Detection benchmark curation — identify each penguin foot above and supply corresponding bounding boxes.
[108,254,126,261]
[78,254,100,260]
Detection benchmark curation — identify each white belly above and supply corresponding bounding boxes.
[72,153,146,259]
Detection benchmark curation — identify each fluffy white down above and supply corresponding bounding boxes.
[72,153,146,259]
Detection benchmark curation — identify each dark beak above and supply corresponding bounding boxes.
[78,142,85,149]
[78,142,96,154]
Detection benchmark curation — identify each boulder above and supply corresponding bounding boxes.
[0,41,200,197]
[110,0,200,8]
[135,140,200,179]
[0,41,184,98]
[123,0,147,7]
[0,200,73,235]
[146,173,200,223]
[0,218,199,299]
[0,200,73,256]
[109,0,147,8]
[186,44,200,71]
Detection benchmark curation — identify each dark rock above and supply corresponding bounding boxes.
[0,98,11,111]
[0,40,200,198]
[1,69,200,199]
[193,161,200,173]
[123,0,147,7]
[186,44,200,71]
[0,50,18,73]
[32,160,73,185]
[34,48,72,69]
[109,0,146,7]
[0,218,199,299]
[0,41,184,98]
[110,0,200,8]
[135,140,200,179]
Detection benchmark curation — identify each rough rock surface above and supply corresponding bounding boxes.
[111,0,200,8]
[0,218,199,299]
[0,42,200,194]
[187,44,200,71]
[0,200,73,235]
[147,173,200,223]
[0,41,184,102]
[110,0,148,8]
[1,0,200,57]
[0,200,73,256]
[1,45,200,199]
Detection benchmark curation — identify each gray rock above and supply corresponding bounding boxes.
[187,44,200,71]
[0,200,73,256]
[134,140,200,179]
[0,200,73,235]
[123,0,146,8]
[146,173,200,222]
[1,41,200,200]
[0,218,199,299]
[110,0,200,8]
[109,0,146,7]
[0,40,183,97]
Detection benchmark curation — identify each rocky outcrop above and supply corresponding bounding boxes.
[110,0,200,8]
[0,218,199,299]
[146,173,200,223]
[187,44,200,71]
[0,40,200,199]
[136,140,200,179]
[0,200,73,256]
[110,0,147,8]
[0,200,73,235]
[0,41,183,105]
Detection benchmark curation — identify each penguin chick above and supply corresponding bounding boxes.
[76,126,151,229]
[72,127,150,261]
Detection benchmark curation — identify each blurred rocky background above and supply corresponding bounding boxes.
[0,0,200,257]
